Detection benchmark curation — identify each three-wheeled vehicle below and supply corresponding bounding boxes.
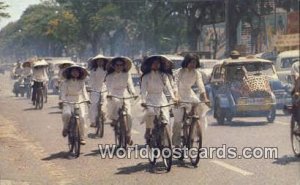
[210,56,278,124]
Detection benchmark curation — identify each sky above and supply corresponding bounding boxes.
[0,0,40,29]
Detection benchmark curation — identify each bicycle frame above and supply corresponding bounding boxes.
[107,95,138,148]
[62,100,89,157]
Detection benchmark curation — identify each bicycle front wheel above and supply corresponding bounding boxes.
[95,114,104,138]
[188,119,202,167]
[68,117,81,158]
[291,116,300,157]
[120,115,128,149]
[161,126,172,172]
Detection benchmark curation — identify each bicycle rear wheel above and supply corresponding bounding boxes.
[188,119,202,167]
[161,126,172,172]
[291,116,300,157]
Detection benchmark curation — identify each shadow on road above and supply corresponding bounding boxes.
[84,149,102,157]
[115,162,174,174]
[272,155,300,165]
[210,121,269,127]
[42,151,70,160]
[23,107,37,111]
[115,160,194,175]
[48,111,62,114]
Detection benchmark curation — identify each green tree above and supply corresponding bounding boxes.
[0,1,10,19]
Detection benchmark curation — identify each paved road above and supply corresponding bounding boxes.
[0,72,299,185]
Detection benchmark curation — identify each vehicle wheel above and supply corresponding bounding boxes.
[161,126,172,172]
[188,120,202,167]
[20,89,25,97]
[215,105,225,125]
[226,115,233,122]
[267,107,276,123]
[291,116,300,157]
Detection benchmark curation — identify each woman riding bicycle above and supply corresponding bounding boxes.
[105,57,137,145]
[140,55,176,140]
[31,60,49,105]
[61,65,90,145]
[88,55,110,128]
[172,54,209,147]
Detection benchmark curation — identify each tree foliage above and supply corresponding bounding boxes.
[0,0,297,61]
[0,1,10,19]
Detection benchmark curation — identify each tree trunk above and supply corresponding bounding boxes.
[212,23,218,59]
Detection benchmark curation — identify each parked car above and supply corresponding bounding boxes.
[274,50,300,84]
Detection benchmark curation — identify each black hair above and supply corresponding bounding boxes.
[65,68,85,80]
[89,59,108,71]
[141,56,173,80]
[106,59,127,76]
[181,54,200,68]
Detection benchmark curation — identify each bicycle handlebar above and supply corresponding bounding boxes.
[107,95,138,100]
[88,89,108,94]
[143,103,176,108]
[62,100,90,105]
[178,101,210,104]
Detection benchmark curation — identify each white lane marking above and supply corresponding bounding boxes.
[132,129,140,135]
[211,160,254,176]
[275,120,289,126]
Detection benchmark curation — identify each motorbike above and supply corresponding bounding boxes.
[13,76,25,97]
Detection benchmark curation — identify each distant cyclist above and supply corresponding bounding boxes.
[88,55,110,128]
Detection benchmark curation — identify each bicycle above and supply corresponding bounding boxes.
[24,76,32,99]
[142,103,175,172]
[62,100,89,158]
[291,114,300,157]
[176,101,208,167]
[107,95,138,149]
[89,89,107,138]
[34,80,45,110]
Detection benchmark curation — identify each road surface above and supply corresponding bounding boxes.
[0,72,299,185]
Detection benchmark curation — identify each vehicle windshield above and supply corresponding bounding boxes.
[226,62,275,81]
[280,57,299,68]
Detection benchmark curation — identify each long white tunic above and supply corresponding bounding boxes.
[141,71,175,128]
[88,67,107,123]
[175,68,205,102]
[13,67,23,76]
[105,72,136,120]
[22,67,32,77]
[89,68,106,91]
[32,67,48,82]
